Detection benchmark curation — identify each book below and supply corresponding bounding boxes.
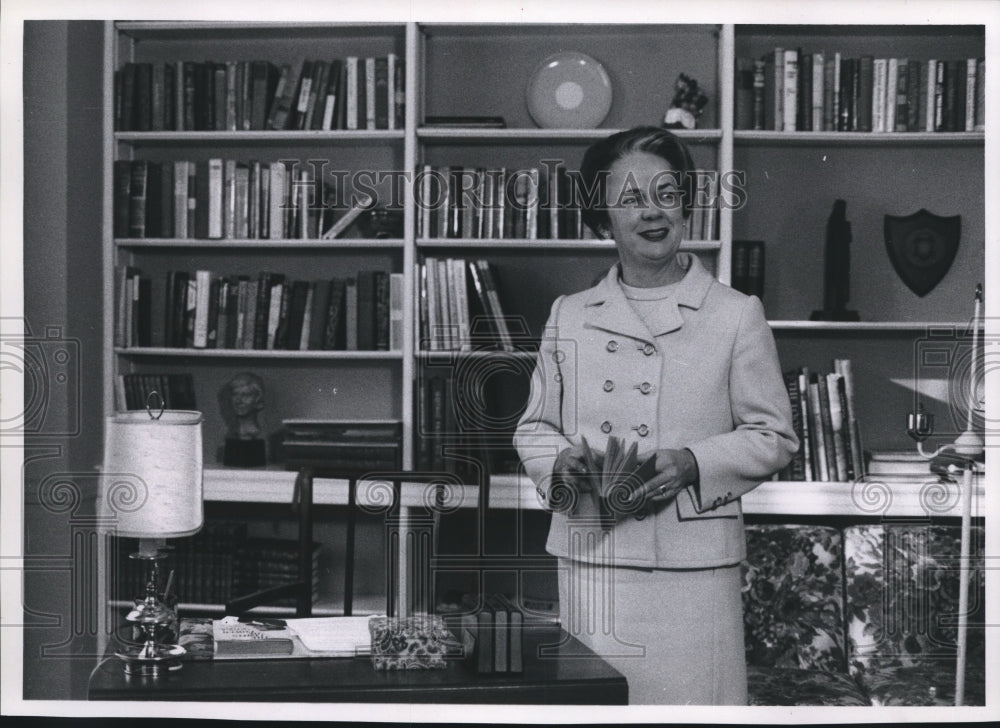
[212,617,296,657]
[575,434,658,524]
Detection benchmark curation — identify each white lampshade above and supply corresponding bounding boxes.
[100,410,204,539]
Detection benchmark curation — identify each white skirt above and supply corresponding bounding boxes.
[558,557,747,705]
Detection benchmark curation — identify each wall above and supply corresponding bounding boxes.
[22,19,105,700]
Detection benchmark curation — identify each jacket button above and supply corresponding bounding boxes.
[634,512,646,521]
[636,381,652,395]
[642,343,655,356]
[634,424,650,437]
[601,421,612,434]
[606,340,619,352]
[603,379,614,392]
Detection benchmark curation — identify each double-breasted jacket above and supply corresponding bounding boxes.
[514,254,798,568]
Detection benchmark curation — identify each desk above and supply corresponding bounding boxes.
[88,626,628,704]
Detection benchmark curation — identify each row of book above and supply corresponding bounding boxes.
[730,240,765,300]
[778,360,865,482]
[115,266,403,352]
[460,595,525,674]
[115,372,197,412]
[416,165,720,242]
[280,419,402,472]
[115,56,405,133]
[418,257,515,352]
[116,528,322,608]
[736,52,986,133]
[114,158,349,240]
[414,374,496,484]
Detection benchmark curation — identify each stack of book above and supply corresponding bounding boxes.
[113,158,370,241]
[115,372,196,412]
[778,359,864,482]
[736,51,986,133]
[280,418,402,471]
[460,595,524,674]
[233,538,322,608]
[416,165,718,241]
[418,257,515,352]
[115,55,404,133]
[864,449,938,482]
[114,268,402,352]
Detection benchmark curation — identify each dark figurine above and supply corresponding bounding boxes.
[812,199,860,321]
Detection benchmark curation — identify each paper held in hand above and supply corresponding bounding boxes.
[576,435,658,524]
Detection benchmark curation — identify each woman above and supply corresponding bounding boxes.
[514,127,797,704]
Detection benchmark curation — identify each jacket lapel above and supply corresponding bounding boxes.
[582,254,715,340]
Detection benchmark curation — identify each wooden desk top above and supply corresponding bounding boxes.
[88,625,627,704]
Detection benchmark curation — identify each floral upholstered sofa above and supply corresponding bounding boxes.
[741,523,986,706]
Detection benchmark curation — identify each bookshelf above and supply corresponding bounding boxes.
[100,21,984,638]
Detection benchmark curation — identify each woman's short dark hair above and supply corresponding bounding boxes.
[578,126,696,236]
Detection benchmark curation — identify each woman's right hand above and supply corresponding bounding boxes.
[547,444,594,513]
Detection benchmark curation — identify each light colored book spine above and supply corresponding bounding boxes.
[193,270,212,348]
[782,49,798,132]
[386,53,397,130]
[925,59,938,131]
[797,372,814,481]
[365,57,376,130]
[885,58,898,132]
[389,272,404,351]
[872,58,887,132]
[207,158,224,239]
[418,164,432,239]
[831,52,841,131]
[966,58,977,132]
[974,58,985,131]
[811,52,824,131]
[345,57,358,130]
[266,280,284,349]
[269,162,286,240]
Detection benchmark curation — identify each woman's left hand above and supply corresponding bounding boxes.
[632,448,698,505]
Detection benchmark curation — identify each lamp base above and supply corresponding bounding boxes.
[115,642,185,677]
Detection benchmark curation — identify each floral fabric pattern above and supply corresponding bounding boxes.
[746,665,868,706]
[843,524,986,690]
[862,661,985,706]
[741,524,845,673]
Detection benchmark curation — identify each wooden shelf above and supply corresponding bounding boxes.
[202,469,985,518]
[111,595,386,618]
[416,238,721,251]
[115,130,404,145]
[116,238,404,249]
[734,130,984,146]
[767,320,978,332]
[418,127,723,144]
[116,347,403,360]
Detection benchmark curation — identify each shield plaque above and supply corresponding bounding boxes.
[884,209,960,297]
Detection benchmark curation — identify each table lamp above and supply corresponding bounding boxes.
[99,401,204,676]
[906,284,984,706]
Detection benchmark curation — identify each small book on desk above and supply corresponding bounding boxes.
[181,616,372,660]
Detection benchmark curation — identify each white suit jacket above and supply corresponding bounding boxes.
[514,255,798,568]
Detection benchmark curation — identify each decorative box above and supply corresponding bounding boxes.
[368,615,457,670]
